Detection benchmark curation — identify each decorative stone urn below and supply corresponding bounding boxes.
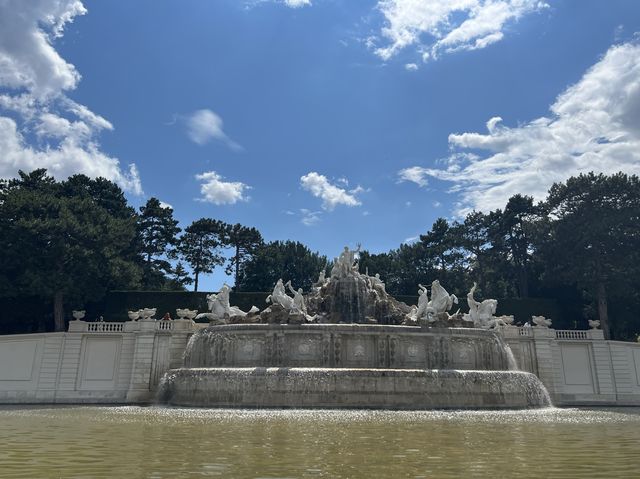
[72,310,86,321]
[184,309,198,320]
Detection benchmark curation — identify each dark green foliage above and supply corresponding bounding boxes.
[0,170,141,330]
[223,223,264,289]
[238,240,328,292]
[83,290,270,323]
[137,198,181,289]
[166,262,193,291]
[539,172,640,338]
[176,218,226,291]
[1,169,639,341]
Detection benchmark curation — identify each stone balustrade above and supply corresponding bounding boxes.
[68,319,197,334]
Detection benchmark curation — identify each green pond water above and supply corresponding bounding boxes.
[1,406,639,478]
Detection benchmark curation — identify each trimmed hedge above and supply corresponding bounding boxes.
[88,291,270,322]
[0,289,591,333]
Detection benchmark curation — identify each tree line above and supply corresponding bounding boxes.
[0,169,263,331]
[1,169,639,339]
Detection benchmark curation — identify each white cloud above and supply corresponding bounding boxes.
[398,166,429,187]
[373,0,547,63]
[196,171,251,205]
[300,208,321,226]
[159,201,173,210]
[0,0,86,98]
[186,109,243,151]
[0,117,142,194]
[284,0,311,7]
[405,63,418,71]
[401,41,640,214]
[300,172,364,210]
[0,0,142,194]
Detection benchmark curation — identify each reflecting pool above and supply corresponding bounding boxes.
[1,406,639,478]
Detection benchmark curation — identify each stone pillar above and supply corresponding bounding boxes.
[589,330,616,400]
[531,327,561,398]
[126,320,157,402]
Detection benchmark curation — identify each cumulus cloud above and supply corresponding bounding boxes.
[0,0,142,194]
[0,117,142,194]
[400,41,640,214]
[300,172,364,210]
[196,171,251,205]
[373,0,547,63]
[186,109,243,151]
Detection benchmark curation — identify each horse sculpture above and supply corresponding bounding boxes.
[466,282,498,329]
[428,280,458,316]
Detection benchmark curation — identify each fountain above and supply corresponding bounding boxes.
[159,246,550,409]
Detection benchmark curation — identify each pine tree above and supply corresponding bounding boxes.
[137,198,181,289]
[0,170,141,331]
[177,218,226,291]
[223,223,264,289]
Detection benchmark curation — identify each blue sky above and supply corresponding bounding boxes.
[1,0,640,290]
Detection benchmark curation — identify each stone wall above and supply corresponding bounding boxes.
[502,326,640,406]
[1,320,640,406]
[0,319,198,404]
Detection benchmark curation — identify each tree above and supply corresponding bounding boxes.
[238,241,327,292]
[484,195,541,298]
[62,174,136,219]
[167,262,193,290]
[541,172,640,339]
[0,170,141,331]
[418,218,466,295]
[223,223,264,289]
[137,198,181,289]
[385,243,434,296]
[177,218,226,291]
[459,211,490,283]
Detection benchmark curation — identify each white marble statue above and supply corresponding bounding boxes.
[266,279,295,310]
[287,281,307,314]
[371,273,386,294]
[314,270,328,288]
[428,280,458,315]
[496,315,515,326]
[532,315,552,328]
[414,283,431,322]
[588,319,601,330]
[466,283,498,329]
[207,284,232,320]
[331,245,361,279]
[198,284,258,323]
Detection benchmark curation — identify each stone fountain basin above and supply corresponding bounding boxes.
[184,324,515,371]
[158,367,550,409]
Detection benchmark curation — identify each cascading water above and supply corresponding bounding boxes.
[158,246,552,409]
